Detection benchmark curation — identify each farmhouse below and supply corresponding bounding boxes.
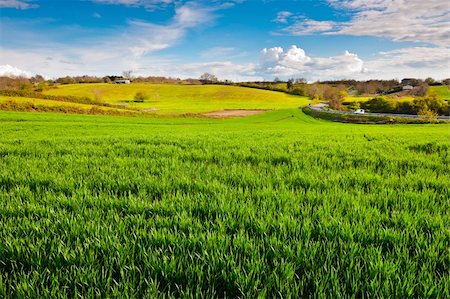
[115,79,131,84]
[401,78,419,86]
[402,85,414,91]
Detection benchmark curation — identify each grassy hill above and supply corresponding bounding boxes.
[429,85,450,100]
[43,83,309,114]
[0,95,136,115]
[0,109,448,297]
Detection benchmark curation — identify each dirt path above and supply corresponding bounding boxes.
[203,109,269,118]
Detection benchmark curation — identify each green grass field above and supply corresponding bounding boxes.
[43,83,309,114]
[0,109,449,297]
[429,85,450,100]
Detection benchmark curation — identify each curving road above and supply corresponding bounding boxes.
[309,103,450,121]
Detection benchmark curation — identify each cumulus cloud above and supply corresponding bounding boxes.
[0,0,38,9]
[259,45,366,80]
[0,64,32,77]
[280,0,450,47]
[259,45,450,81]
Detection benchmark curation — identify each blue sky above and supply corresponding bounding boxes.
[0,0,449,81]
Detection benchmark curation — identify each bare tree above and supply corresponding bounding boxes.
[412,83,429,97]
[122,70,134,80]
[199,73,218,83]
[287,78,294,90]
[295,78,307,84]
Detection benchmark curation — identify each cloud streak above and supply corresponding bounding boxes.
[0,2,223,77]
[279,0,450,47]
[0,0,38,9]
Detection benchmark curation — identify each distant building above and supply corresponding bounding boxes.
[348,89,358,96]
[402,85,414,91]
[115,79,131,84]
[401,78,419,86]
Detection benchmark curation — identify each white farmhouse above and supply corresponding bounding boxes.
[115,79,131,84]
[402,85,414,91]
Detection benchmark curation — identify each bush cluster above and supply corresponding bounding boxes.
[0,89,112,107]
[0,100,138,117]
[360,96,449,116]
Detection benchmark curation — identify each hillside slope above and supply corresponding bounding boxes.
[43,83,309,114]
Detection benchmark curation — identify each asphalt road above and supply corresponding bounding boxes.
[309,105,450,121]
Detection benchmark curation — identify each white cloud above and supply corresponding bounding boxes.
[282,19,338,35]
[259,45,366,80]
[138,61,260,81]
[363,47,450,80]
[1,43,448,81]
[90,0,175,10]
[259,45,450,81]
[0,2,223,77]
[280,0,450,47]
[0,64,32,77]
[0,0,38,9]
[273,11,293,24]
[93,12,102,18]
[90,0,242,10]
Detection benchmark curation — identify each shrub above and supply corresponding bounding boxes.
[290,87,306,96]
[418,108,438,120]
[362,96,396,113]
[413,97,448,115]
[134,91,148,102]
[348,102,361,111]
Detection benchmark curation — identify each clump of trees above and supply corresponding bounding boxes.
[360,96,448,116]
[0,75,55,92]
[305,84,348,109]
[199,73,218,84]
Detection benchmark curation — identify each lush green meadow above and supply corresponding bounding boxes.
[0,109,449,297]
[43,83,308,114]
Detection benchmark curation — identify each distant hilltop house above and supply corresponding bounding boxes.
[115,79,131,84]
[105,76,131,84]
[401,78,419,87]
[402,85,414,91]
[347,87,358,96]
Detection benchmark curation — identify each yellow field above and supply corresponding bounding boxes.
[43,83,310,114]
[428,85,450,100]
[344,95,372,102]
[0,96,132,113]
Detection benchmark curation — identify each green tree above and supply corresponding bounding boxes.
[362,96,396,113]
[134,91,148,102]
[199,73,218,83]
